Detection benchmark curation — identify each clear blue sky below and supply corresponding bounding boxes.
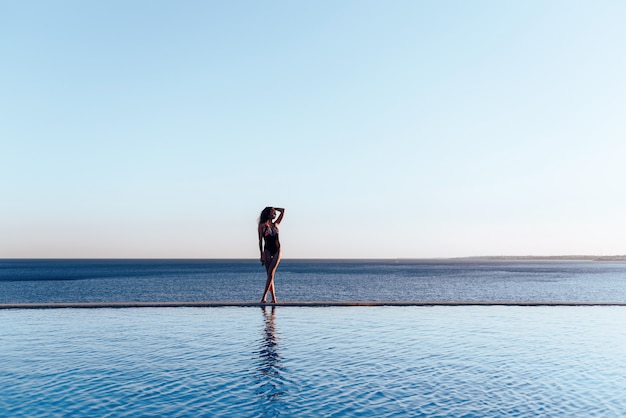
[1,1,625,258]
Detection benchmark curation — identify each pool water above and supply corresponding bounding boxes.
[2,306,626,416]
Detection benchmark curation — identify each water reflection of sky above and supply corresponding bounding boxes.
[2,307,626,416]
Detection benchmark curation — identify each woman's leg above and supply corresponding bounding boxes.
[261,251,273,302]
[268,252,281,302]
[261,251,281,303]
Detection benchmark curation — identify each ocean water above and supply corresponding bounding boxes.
[2,259,626,303]
[2,306,626,417]
[3,260,626,416]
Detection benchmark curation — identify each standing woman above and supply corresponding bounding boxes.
[258,207,285,303]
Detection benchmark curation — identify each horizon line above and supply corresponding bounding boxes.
[2,255,626,261]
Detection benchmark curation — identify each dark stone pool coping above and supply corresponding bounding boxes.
[1,301,626,309]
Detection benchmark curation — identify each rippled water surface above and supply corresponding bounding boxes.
[2,306,626,416]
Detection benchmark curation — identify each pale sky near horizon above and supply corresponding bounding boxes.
[1,1,625,259]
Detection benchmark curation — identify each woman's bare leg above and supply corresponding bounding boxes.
[261,251,273,302]
[268,253,281,302]
[261,251,281,303]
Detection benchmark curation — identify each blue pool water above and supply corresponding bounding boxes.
[2,306,626,416]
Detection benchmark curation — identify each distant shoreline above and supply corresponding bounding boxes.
[452,255,626,262]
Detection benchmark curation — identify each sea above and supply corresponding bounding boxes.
[2,259,626,416]
[2,258,626,303]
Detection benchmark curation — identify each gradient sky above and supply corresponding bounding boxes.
[2,1,625,259]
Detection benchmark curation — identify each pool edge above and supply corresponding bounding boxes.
[2,301,626,309]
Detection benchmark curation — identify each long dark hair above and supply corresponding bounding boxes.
[259,207,274,224]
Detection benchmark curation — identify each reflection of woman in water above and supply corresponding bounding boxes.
[258,207,285,303]
[257,306,284,411]
[260,306,280,376]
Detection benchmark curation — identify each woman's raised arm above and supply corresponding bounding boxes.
[274,207,285,225]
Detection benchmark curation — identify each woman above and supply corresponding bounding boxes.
[258,206,285,303]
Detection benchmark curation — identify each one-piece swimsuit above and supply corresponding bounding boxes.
[264,224,280,256]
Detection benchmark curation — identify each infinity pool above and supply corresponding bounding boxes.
[2,307,626,416]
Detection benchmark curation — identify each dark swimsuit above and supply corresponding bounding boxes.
[263,224,280,256]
